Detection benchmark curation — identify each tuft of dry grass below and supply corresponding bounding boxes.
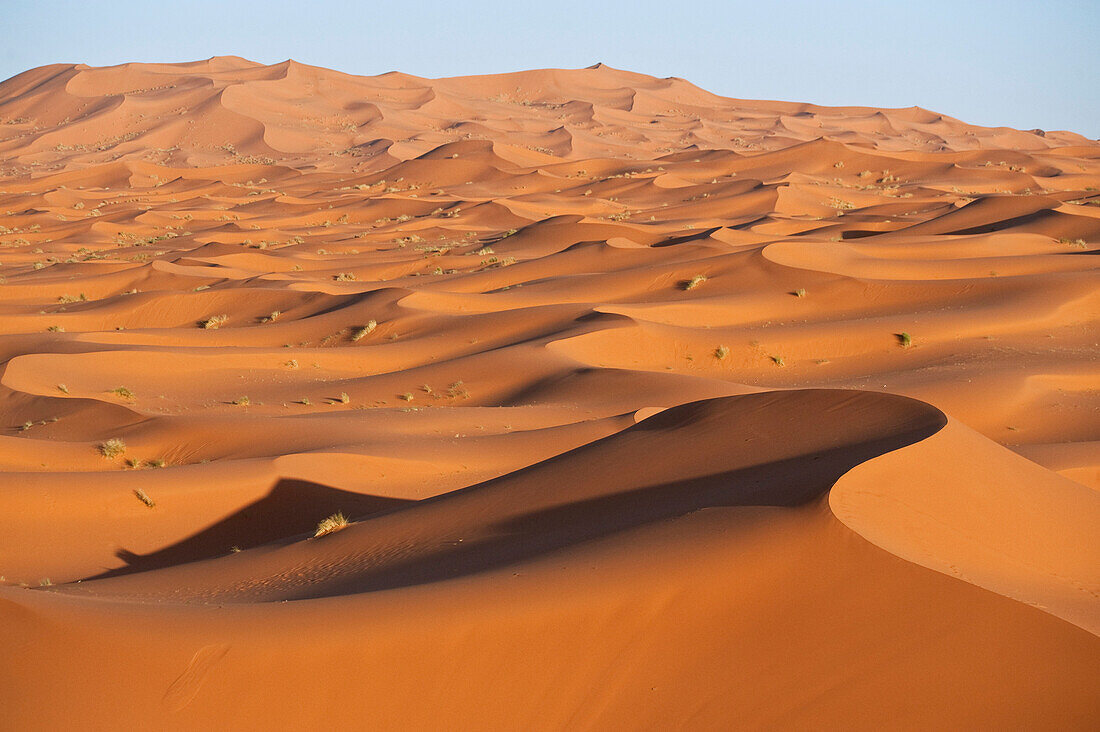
[399,392,413,402]
[200,314,228,329]
[314,512,349,537]
[771,355,786,367]
[683,274,707,290]
[792,288,806,298]
[333,272,356,281]
[714,345,729,360]
[897,332,912,348]
[232,396,251,406]
[133,489,156,508]
[111,386,135,400]
[339,392,350,404]
[98,438,126,459]
[350,320,377,341]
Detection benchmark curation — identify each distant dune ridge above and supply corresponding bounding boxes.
[0,58,1097,729]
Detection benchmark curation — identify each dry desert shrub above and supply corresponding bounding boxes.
[683,274,707,290]
[200,314,228,329]
[350,320,377,341]
[98,438,126,459]
[314,512,349,537]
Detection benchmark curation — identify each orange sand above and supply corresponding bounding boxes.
[0,58,1097,729]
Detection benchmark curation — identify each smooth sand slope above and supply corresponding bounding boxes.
[0,58,1097,729]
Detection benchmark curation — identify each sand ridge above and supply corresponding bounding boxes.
[0,59,1098,729]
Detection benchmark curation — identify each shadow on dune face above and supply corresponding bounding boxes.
[88,479,413,580]
[246,391,949,601]
[308,412,947,598]
[73,390,948,601]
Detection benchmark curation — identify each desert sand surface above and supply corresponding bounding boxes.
[0,58,1097,729]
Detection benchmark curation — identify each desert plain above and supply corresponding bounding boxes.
[0,57,1097,729]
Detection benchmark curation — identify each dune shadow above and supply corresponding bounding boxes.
[652,226,723,247]
[298,399,947,599]
[88,478,413,580]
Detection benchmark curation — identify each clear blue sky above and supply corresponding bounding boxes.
[4,0,1098,137]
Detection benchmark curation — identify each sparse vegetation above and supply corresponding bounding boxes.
[98,438,126,459]
[200,314,228,329]
[684,274,707,290]
[771,356,786,366]
[333,272,356,281]
[339,392,350,404]
[715,345,729,360]
[314,511,349,537]
[792,288,806,298]
[350,320,377,341]
[57,384,69,394]
[399,392,413,401]
[897,332,912,348]
[1058,238,1087,248]
[111,386,135,400]
[133,489,156,508]
[232,396,251,406]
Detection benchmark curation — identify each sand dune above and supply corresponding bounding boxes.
[0,58,1097,729]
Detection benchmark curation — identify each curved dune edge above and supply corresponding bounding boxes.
[54,389,948,603]
[829,416,1100,635]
